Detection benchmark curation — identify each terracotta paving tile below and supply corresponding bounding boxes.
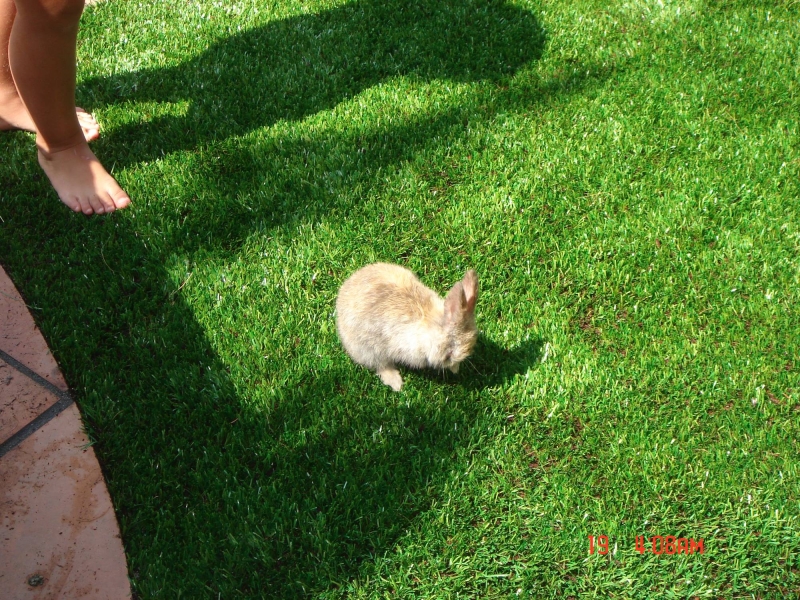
[0,403,131,600]
[0,358,60,445]
[1,265,131,598]
[0,269,67,392]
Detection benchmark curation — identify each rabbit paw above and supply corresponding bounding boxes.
[378,367,403,391]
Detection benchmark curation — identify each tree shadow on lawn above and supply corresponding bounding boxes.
[0,1,614,596]
[130,62,613,258]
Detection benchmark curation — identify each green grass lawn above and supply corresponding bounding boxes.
[1,0,799,596]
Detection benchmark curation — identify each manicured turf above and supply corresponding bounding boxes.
[1,0,798,597]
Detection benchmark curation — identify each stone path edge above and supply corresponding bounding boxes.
[1,262,132,599]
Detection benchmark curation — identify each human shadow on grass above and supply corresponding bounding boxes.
[83,0,546,165]
[77,0,620,258]
[122,61,615,258]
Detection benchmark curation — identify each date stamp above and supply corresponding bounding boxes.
[588,535,705,555]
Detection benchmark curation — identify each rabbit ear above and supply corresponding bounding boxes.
[462,270,478,313]
[444,281,466,324]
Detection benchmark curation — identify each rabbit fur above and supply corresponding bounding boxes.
[336,263,479,391]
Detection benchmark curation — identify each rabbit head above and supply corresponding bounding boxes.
[435,270,479,373]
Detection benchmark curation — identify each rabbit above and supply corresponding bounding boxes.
[336,263,479,391]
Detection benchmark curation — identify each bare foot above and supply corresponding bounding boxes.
[38,141,130,215]
[0,90,100,142]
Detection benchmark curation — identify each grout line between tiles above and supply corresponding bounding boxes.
[0,348,75,459]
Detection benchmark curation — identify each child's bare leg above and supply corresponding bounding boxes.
[0,0,98,139]
[8,0,129,214]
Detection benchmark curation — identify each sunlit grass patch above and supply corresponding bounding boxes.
[0,0,798,597]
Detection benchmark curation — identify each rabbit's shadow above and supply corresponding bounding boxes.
[413,335,544,391]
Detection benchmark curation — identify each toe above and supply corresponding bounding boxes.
[97,192,118,214]
[60,195,83,213]
[76,109,100,141]
[107,182,131,210]
[87,194,106,215]
[75,108,97,124]
[79,200,94,215]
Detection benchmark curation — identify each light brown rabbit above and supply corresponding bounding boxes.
[336,263,479,391]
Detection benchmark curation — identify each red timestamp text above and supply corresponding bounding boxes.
[636,535,704,555]
[588,535,705,555]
